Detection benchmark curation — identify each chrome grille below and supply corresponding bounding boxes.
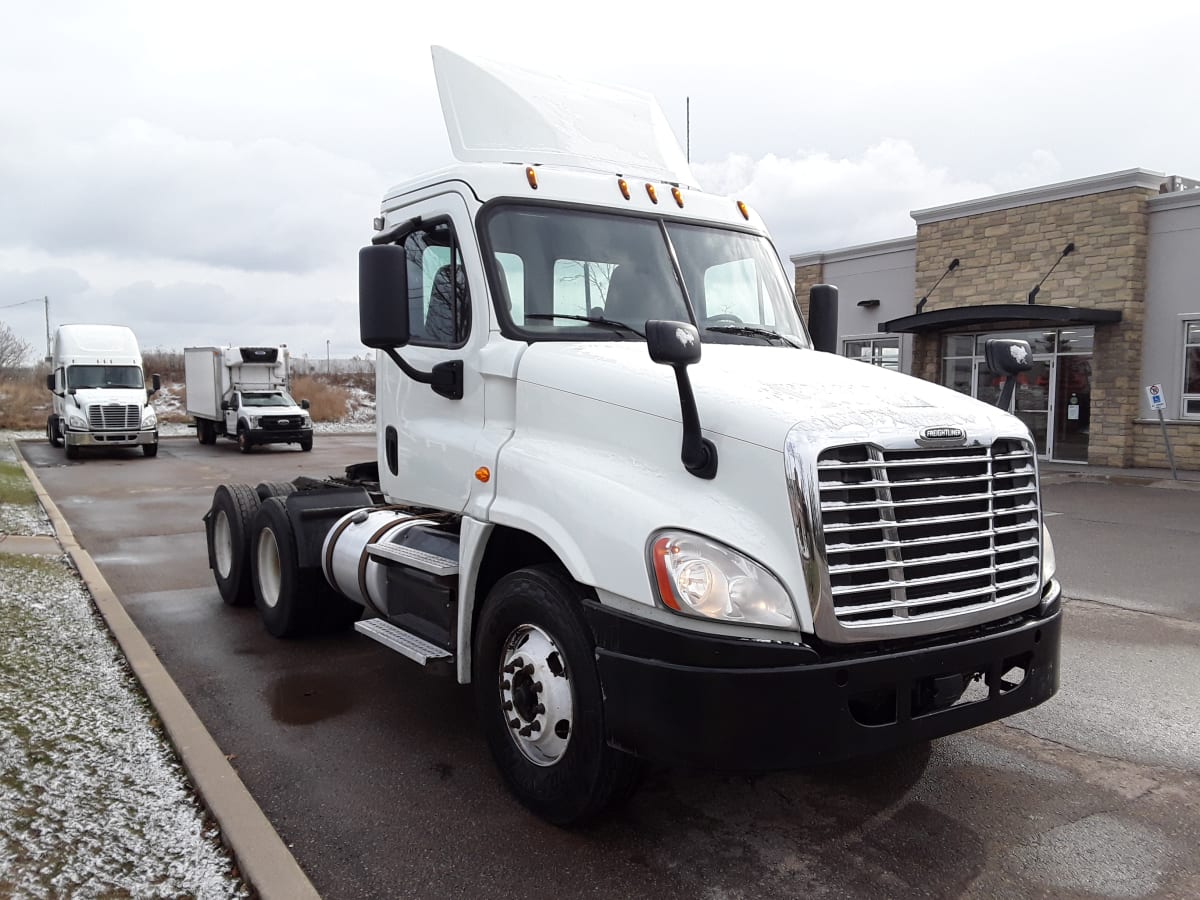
[88,404,141,430]
[817,439,1040,627]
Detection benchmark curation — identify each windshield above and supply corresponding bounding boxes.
[241,391,296,408]
[67,365,143,390]
[483,205,807,346]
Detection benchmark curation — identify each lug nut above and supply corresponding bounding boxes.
[533,681,543,693]
[503,700,513,711]
[522,664,535,676]
[535,703,545,715]
[509,718,520,729]
[502,680,511,690]
[528,721,541,733]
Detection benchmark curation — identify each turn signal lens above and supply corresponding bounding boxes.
[526,166,538,189]
[645,183,658,204]
[671,187,684,208]
[475,467,491,483]
[618,178,631,200]
[737,200,750,220]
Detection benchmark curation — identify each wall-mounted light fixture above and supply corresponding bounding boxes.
[857,298,881,309]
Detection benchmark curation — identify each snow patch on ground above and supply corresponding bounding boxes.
[0,556,248,898]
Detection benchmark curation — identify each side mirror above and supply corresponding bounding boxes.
[220,400,230,411]
[46,373,54,391]
[646,319,701,366]
[151,373,162,393]
[646,320,717,479]
[301,399,310,410]
[359,244,410,349]
[984,338,1033,410]
[807,284,839,353]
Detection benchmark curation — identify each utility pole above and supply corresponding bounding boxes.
[44,296,50,361]
[326,339,331,375]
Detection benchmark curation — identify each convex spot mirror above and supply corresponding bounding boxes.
[646,320,701,367]
[359,244,410,349]
[985,339,1034,376]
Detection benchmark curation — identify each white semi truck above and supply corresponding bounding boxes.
[204,48,1061,824]
[45,323,160,459]
[184,345,313,452]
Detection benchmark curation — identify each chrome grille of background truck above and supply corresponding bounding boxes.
[786,434,1043,643]
[88,404,141,430]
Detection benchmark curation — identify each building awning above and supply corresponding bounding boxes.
[880,304,1122,334]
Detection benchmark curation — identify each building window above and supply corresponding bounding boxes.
[843,336,899,370]
[1184,320,1200,418]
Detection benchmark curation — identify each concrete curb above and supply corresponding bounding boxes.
[16,448,320,900]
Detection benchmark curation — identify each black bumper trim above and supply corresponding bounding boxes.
[593,606,1061,770]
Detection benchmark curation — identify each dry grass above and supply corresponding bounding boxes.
[291,374,355,422]
[0,377,52,431]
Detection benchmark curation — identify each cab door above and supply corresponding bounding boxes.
[375,190,490,512]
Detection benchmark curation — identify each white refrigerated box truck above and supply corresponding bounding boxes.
[203,48,1062,824]
[185,345,313,452]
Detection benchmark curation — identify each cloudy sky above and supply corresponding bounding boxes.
[3,0,1198,362]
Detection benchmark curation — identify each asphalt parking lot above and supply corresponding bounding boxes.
[19,435,1200,899]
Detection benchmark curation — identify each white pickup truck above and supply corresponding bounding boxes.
[204,47,1061,824]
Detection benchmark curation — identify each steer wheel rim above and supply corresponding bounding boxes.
[498,624,574,767]
[256,527,282,608]
[213,510,233,579]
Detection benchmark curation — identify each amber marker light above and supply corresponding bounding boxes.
[645,183,659,204]
[475,467,491,483]
[526,166,538,189]
[617,178,631,200]
[651,537,682,611]
[737,200,750,220]
[671,187,684,208]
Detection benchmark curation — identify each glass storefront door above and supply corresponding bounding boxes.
[945,328,1094,463]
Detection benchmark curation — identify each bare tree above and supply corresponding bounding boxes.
[0,321,32,381]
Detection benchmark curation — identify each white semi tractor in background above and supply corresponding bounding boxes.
[204,48,1062,824]
[45,323,160,459]
[184,345,314,452]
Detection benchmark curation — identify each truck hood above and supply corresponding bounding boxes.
[516,342,1024,451]
[69,388,148,407]
[243,404,306,417]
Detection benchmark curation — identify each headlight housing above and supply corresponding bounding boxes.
[649,531,796,629]
[247,415,260,428]
[141,407,157,428]
[67,411,87,429]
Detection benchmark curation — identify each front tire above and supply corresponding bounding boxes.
[47,416,63,448]
[299,435,313,452]
[473,566,641,825]
[206,483,260,606]
[65,443,80,460]
[143,441,159,458]
[237,427,252,453]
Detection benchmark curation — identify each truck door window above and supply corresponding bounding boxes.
[403,221,471,347]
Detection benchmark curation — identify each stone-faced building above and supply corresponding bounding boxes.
[792,169,1200,471]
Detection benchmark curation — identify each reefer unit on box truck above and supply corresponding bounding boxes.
[185,345,313,452]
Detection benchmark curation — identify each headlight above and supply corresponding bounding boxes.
[649,532,796,628]
[302,415,312,426]
[1042,525,1056,582]
[67,411,87,428]
[247,415,260,427]
[141,407,157,427]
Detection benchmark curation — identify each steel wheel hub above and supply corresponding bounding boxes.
[214,510,233,579]
[256,527,282,608]
[499,624,573,766]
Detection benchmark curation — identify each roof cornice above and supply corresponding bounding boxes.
[790,235,916,267]
[911,168,1167,225]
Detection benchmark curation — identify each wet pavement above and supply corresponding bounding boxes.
[17,435,1200,899]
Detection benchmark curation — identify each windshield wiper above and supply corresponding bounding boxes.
[704,324,800,347]
[525,313,645,338]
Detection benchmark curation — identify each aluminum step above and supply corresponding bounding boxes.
[365,542,459,576]
[354,618,453,665]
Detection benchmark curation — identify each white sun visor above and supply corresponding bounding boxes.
[432,46,697,188]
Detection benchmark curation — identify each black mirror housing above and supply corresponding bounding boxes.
[151,373,162,394]
[220,400,230,411]
[360,244,411,349]
[807,284,839,353]
[301,399,310,410]
[985,339,1033,376]
[646,320,701,367]
[46,373,54,391]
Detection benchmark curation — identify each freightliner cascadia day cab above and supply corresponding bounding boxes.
[205,48,1061,824]
[184,345,314,452]
[45,323,161,459]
